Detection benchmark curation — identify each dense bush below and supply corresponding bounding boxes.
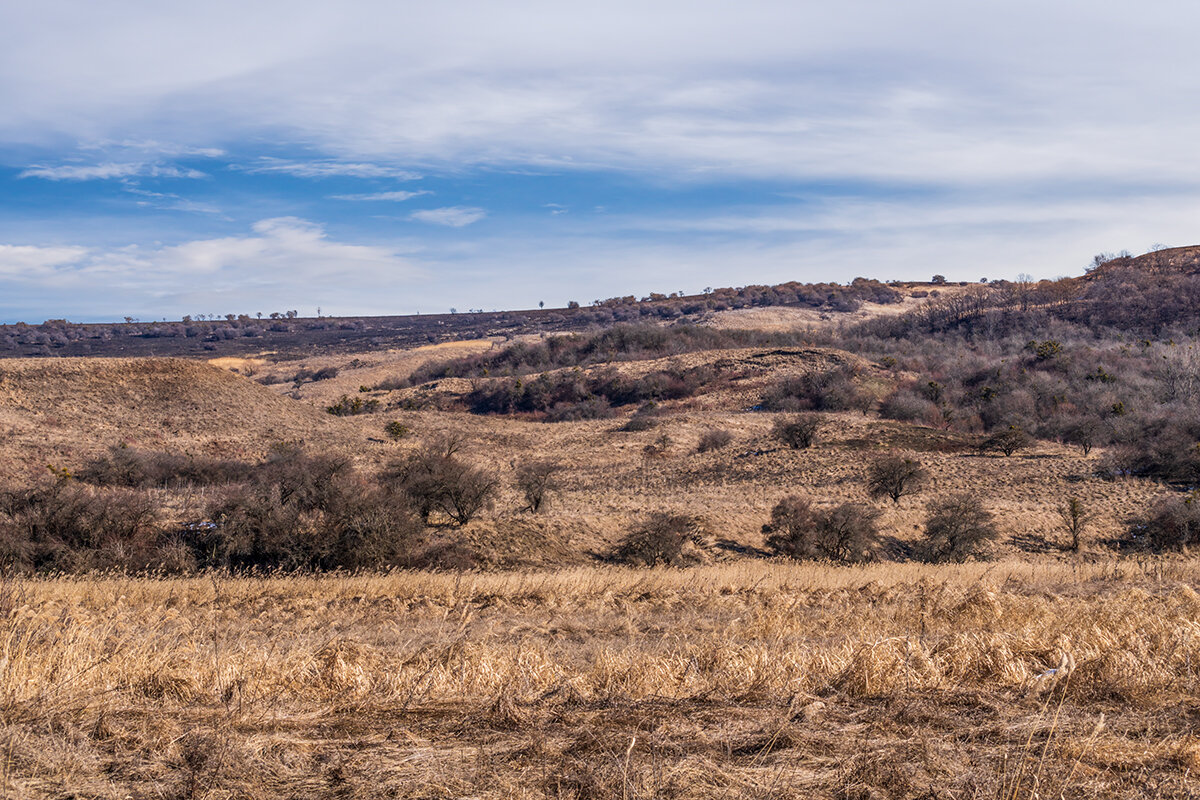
[0,480,160,570]
[696,429,734,453]
[386,437,498,525]
[979,426,1032,457]
[613,513,700,566]
[765,495,881,562]
[760,365,869,413]
[77,445,252,488]
[1128,494,1200,552]
[773,414,822,449]
[326,395,381,416]
[921,493,999,562]
[464,363,726,420]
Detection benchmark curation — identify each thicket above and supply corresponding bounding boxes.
[764,495,881,563]
[612,513,701,566]
[0,440,508,574]
[463,363,734,421]
[1127,494,1200,552]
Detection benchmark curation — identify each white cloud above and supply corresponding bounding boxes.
[19,162,207,181]
[0,244,90,276]
[330,190,429,202]
[0,219,421,316]
[409,206,486,227]
[237,158,420,179]
[4,2,1200,190]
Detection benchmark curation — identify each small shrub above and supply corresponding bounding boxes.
[619,402,661,432]
[613,513,699,566]
[773,414,821,449]
[515,460,560,513]
[384,420,411,440]
[327,395,381,416]
[292,366,339,384]
[866,453,927,504]
[696,429,733,453]
[642,432,673,460]
[1033,340,1062,361]
[921,493,999,562]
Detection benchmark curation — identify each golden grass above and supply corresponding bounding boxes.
[4,559,1200,797]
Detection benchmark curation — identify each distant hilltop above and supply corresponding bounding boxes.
[1088,245,1200,277]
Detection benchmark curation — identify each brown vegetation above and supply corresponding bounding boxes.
[3,561,1199,798]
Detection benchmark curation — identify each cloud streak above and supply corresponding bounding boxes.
[19,162,207,181]
[330,190,429,202]
[236,159,420,180]
[409,206,486,227]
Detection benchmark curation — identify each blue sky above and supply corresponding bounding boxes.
[3,1,1200,322]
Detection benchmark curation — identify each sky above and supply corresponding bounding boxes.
[2,1,1199,323]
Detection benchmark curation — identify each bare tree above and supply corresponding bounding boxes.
[980,426,1031,457]
[922,493,1000,562]
[866,453,928,504]
[515,460,560,513]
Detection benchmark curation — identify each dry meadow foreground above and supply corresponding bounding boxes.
[5,560,1200,799]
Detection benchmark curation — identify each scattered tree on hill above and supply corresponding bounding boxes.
[921,493,999,562]
[980,426,1031,457]
[515,459,561,513]
[773,414,822,449]
[1057,496,1094,552]
[866,453,928,504]
[387,436,497,525]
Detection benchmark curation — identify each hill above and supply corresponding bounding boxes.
[1088,244,1200,277]
[0,358,353,482]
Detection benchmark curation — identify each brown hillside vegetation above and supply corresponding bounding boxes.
[1089,244,1200,276]
[0,358,352,482]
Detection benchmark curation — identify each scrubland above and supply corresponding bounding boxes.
[5,253,1200,796]
[5,561,1200,798]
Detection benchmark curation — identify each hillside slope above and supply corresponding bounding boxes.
[0,358,352,481]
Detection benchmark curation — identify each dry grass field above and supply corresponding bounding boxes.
[5,561,1200,798]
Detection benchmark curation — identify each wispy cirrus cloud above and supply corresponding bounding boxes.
[409,206,486,227]
[19,162,207,181]
[237,158,420,180]
[330,190,429,202]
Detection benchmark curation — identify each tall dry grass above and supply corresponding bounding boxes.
[3,560,1200,797]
